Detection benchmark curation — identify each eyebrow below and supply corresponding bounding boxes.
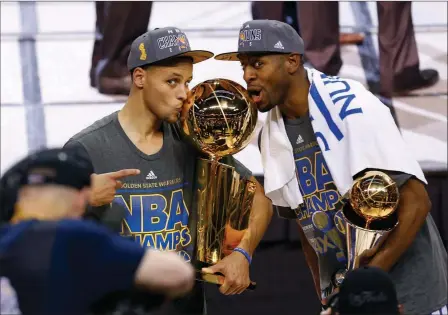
[171,72,192,80]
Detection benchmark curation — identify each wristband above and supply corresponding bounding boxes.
[233,247,252,264]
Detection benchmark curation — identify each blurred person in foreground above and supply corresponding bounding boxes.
[65,26,273,315]
[320,266,404,315]
[0,147,195,315]
[214,19,447,315]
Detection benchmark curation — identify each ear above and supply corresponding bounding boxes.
[74,188,91,218]
[132,67,147,89]
[284,53,301,75]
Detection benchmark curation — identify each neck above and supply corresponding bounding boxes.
[119,90,162,138]
[10,202,69,224]
[278,69,310,119]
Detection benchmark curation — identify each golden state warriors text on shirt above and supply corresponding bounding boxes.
[114,177,193,262]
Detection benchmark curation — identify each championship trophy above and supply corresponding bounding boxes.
[333,171,400,287]
[178,78,258,290]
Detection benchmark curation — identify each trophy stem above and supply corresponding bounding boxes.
[191,157,257,291]
[194,158,232,267]
[365,217,372,230]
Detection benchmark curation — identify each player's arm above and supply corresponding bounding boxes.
[237,176,273,256]
[367,172,431,271]
[54,220,194,302]
[221,156,273,257]
[296,220,322,299]
[134,249,194,298]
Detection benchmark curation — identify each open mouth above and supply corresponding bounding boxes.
[248,88,263,104]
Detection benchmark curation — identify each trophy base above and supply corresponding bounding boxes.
[194,261,257,291]
[195,270,224,285]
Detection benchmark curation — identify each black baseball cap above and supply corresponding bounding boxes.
[330,266,400,315]
[215,20,304,61]
[0,147,93,223]
[127,27,214,71]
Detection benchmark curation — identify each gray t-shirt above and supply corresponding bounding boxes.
[65,111,252,315]
[283,114,447,315]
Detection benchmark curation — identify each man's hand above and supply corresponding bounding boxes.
[322,287,339,306]
[136,249,195,299]
[367,178,431,271]
[320,307,333,315]
[202,251,251,295]
[296,220,322,300]
[90,169,140,206]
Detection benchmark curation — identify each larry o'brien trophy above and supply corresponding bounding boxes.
[178,78,258,290]
[333,171,400,287]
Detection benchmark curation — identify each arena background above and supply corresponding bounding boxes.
[1,2,447,314]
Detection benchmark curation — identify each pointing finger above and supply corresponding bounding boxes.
[109,169,140,179]
[115,180,123,189]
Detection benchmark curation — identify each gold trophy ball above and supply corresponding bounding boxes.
[349,171,400,221]
[179,78,258,159]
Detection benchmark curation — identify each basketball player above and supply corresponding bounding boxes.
[65,27,273,315]
[214,20,447,315]
[0,147,195,315]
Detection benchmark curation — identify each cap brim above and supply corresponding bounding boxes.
[178,50,214,64]
[214,52,241,61]
[214,51,278,61]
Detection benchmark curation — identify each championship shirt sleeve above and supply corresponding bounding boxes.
[355,169,413,189]
[387,171,414,188]
[64,139,123,229]
[50,220,146,303]
[63,139,91,159]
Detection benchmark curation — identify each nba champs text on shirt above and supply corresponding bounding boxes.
[65,113,197,263]
[115,169,193,262]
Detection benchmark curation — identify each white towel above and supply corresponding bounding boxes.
[261,68,427,209]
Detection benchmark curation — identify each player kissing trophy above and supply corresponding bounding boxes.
[178,78,258,290]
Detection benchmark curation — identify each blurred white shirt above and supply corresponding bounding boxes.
[1,277,21,314]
